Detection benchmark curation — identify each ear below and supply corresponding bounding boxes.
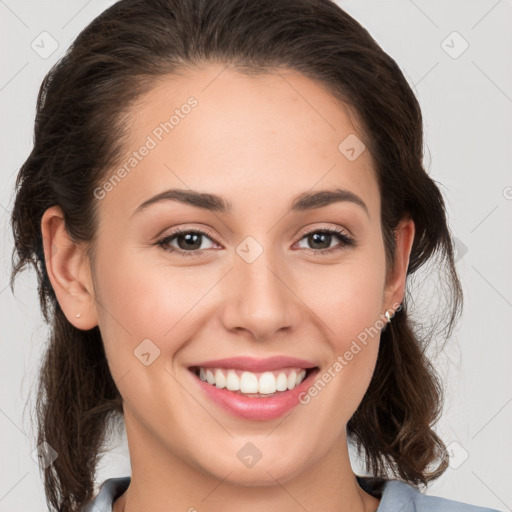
[41,205,98,330]
[382,216,415,315]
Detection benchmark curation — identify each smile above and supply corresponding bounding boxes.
[187,358,320,421]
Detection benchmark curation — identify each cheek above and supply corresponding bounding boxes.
[298,245,386,399]
[92,250,213,376]
[302,249,386,344]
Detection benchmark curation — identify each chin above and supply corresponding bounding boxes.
[196,448,310,487]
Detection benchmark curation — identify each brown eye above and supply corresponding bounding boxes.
[295,228,355,253]
[157,228,219,256]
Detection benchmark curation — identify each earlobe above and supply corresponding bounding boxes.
[41,206,98,330]
[383,217,415,312]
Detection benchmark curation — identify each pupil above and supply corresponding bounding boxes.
[310,232,330,249]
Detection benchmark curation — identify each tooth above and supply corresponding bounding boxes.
[226,370,240,391]
[206,369,215,385]
[214,369,226,388]
[240,371,259,393]
[197,366,311,393]
[258,372,277,394]
[276,372,288,391]
[287,370,297,390]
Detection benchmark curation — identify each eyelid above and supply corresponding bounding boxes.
[295,223,352,240]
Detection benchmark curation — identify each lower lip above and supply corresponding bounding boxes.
[189,368,319,421]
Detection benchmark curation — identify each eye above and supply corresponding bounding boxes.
[156,227,219,257]
[294,227,355,254]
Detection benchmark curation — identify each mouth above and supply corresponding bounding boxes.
[187,363,320,420]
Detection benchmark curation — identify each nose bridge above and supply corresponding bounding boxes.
[220,236,299,340]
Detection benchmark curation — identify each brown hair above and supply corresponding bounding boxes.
[10,0,462,510]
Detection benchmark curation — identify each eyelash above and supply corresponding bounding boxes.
[155,226,356,257]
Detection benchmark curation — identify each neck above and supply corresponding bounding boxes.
[113,411,381,512]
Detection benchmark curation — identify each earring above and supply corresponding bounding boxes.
[384,303,402,326]
[76,313,81,318]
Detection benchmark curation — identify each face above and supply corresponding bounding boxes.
[45,63,412,487]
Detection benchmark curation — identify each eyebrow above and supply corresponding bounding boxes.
[131,187,369,217]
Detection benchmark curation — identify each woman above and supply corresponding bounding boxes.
[9,0,502,511]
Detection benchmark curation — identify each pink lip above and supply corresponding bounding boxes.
[188,355,317,372]
[188,366,320,421]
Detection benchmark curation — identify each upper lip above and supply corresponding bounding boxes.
[188,356,318,373]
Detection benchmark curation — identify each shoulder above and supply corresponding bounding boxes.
[379,479,503,512]
[81,477,130,512]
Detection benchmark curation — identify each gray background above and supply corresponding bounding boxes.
[1,1,511,510]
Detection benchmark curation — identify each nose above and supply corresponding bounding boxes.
[219,251,301,341]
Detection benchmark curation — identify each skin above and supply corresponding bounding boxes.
[41,63,414,512]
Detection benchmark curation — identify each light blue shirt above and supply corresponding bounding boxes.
[81,475,503,511]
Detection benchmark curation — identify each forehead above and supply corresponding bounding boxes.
[97,64,379,223]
